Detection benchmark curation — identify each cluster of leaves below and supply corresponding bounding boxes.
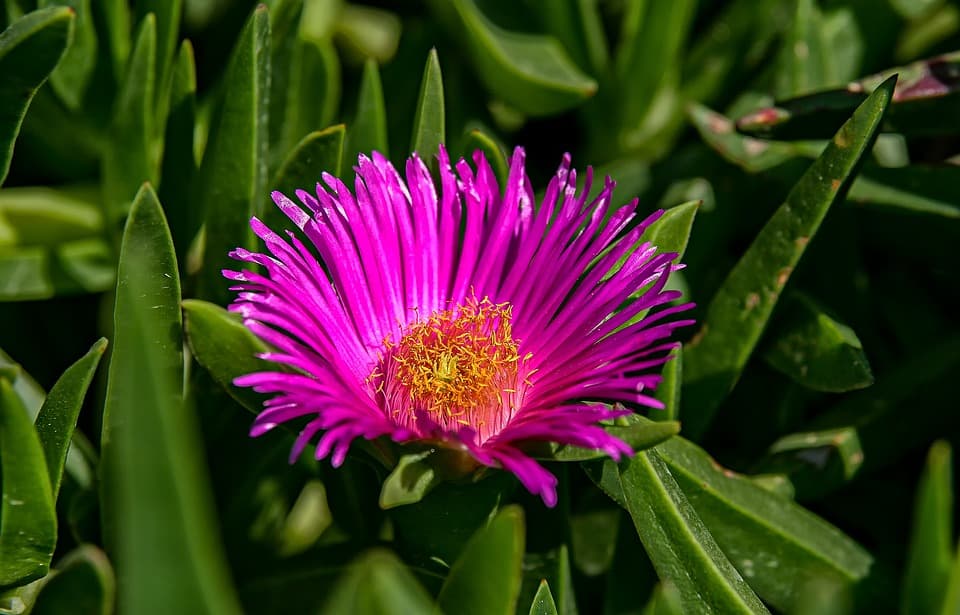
[0,0,958,614]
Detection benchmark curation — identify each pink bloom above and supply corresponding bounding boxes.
[224,146,693,507]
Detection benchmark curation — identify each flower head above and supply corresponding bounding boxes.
[224,146,694,506]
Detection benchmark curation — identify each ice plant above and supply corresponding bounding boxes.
[224,146,693,506]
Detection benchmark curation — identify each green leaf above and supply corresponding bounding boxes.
[197,5,270,305]
[642,583,684,615]
[942,542,960,615]
[133,0,181,96]
[33,337,106,499]
[101,13,156,221]
[774,0,835,99]
[438,0,596,116]
[537,0,608,75]
[39,0,96,109]
[762,293,874,392]
[0,376,56,589]
[264,124,345,236]
[182,298,271,415]
[92,0,129,83]
[649,348,681,422]
[409,48,444,167]
[318,549,434,615]
[346,59,388,163]
[159,40,198,263]
[529,579,558,615]
[0,185,102,246]
[31,545,115,615]
[0,238,114,300]
[645,200,699,260]
[0,6,73,186]
[682,77,896,438]
[615,0,696,134]
[902,441,953,615]
[100,184,240,614]
[378,451,442,510]
[266,0,303,171]
[535,418,680,462]
[848,163,960,219]
[437,506,525,615]
[517,545,576,615]
[602,451,770,613]
[282,35,340,153]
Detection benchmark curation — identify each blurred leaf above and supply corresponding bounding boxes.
[0,238,114,300]
[0,6,73,186]
[409,48,444,167]
[0,185,102,246]
[942,542,960,614]
[134,0,182,97]
[31,545,115,615]
[738,51,960,139]
[538,0,607,75]
[39,0,95,109]
[759,335,960,500]
[570,509,619,576]
[334,4,400,64]
[379,451,442,510]
[437,0,596,116]
[848,163,960,218]
[102,14,156,221]
[595,451,770,613]
[93,0,129,82]
[649,348,681,422]
[529,579,559,615]
[682,77,895,438]
[265,124,345,236]
[159,40,197,263]
[182,298,271,415]
[902,441,953,615]
[461,128,508,187]
[319,549,434,615]
[896,4,959,62]
[197,5,270,305]
[34,337,106,498]
[535,419,680,462]
[762,293,874,392]
[0,376,56,588]
[100,185,240,614]
[346,59,388,163]
[616,0,696,135]
[890,0,942,20]
[774,0,835,99]
[438,506,525,615]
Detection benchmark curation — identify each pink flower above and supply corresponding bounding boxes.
[224,146,693,507]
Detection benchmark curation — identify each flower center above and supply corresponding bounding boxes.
[376,296,527,438]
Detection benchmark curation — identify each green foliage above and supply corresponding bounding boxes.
[1,1,958,613]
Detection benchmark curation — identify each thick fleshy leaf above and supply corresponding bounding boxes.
[31,545,115,615]
[318,549,434,615]
[0,185,102,246]
[101,14,156,221]
[737,51,960,139]
[616,0,695,134]
[266,0,303,172]
[264,124,345,236]
[529,580,558,615]
[182,298,271,415]
[538,0,607,74]
[0,376,56,588]
[682,77,895,438]
[346,59,387,165]
[33,337,106,498]
[762,293,874,392]
[39,0,95,109]
[591,451,770,613]
[197,5,270,305]
[436,0,596,116]
[758,335,960,500]
[158,40,197,263]
[461,128,508,187]
[133,0,182,99]
[517,545,575,615]
[848,163,960,219]
[774,0,835,99]
[0,238,114,300]
[437,506,525,615]
[378,451,442,510]
[901,441,953,615]
[0,6,73,186]
[646,200,699,260]
[100,185,240,614]
[91,0,129,82]
[649,348,681,422]
[409,48,444,167]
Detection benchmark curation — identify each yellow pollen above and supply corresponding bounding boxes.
[387,297,519,419]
